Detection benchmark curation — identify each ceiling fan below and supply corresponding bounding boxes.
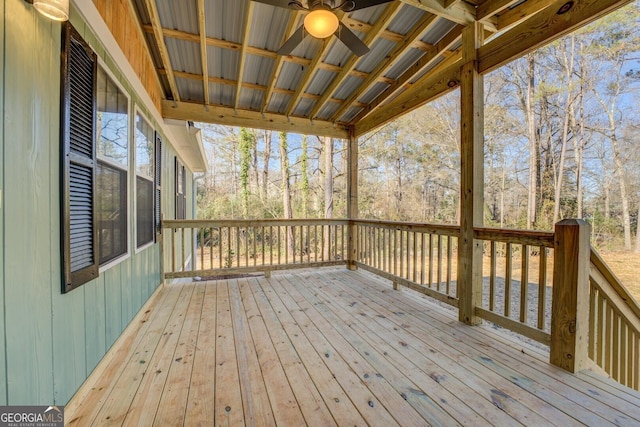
[254,0,394,57]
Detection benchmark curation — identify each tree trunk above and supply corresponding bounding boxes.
[526,54,538,229]
[262,130,271,202]
[323,137,333,259]
[301,135,309,217]
[553,38,575,225]
[279,132,294,254]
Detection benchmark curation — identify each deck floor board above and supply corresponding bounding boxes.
[67,268,640,426]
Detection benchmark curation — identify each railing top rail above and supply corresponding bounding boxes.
[474,227,555,247]
[162,218,350,228]
[590,248,640,321]
[353,219,461,236]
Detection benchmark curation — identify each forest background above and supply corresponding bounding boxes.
[196,3,640,299]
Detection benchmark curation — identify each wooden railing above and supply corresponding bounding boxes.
[588,249,640,391]
[162,217,640,391]
[474,228,555,345]
[162,219,348,279]
[353,220,460,306]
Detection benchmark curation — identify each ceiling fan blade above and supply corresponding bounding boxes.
[251,0,294,8]
[348,0,394,11]
[335,22,369,57]
[277,25,307,56]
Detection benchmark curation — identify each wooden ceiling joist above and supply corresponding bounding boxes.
[308,1,403,119]
[163,100,349,139]
[143,0,180,102]
[399,0,495,30]
[330,12,439,123]
[234,1,255,111]
[197,0,209,107]
[476,0,522,22]
[479,0,633,74]
[166,69,366,107]
[351,24,463,123]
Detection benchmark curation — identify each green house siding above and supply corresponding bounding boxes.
[1,0,194,404]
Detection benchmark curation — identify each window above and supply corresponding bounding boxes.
[60,23,98,292]
[96,66,129,265]
[175,157,186,220]
[136,112,155,248]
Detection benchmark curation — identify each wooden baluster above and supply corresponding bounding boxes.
[261,226,265,267]
[437,235,443,292]
[209,228,213,270]
[171,227,176,273]
[489,241,496,312]
[538,247,547,330]
[446,235,453,296]
[596,293,605,366]
[428,234,434,288]
[181,227,186,271]
[237,227,241,267]
[413,231,418,283]
[520,244,529,324]
[421,233,426,285]
[505,242,512,317]
[588,282,597,360]
[277,226,282,265]
[199,228,203,270]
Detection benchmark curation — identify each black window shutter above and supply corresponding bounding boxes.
[61,23,98,292]
[154,132,162,239]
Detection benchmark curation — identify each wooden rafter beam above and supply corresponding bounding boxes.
[162,100,349,139]
[479,0,633,74]
[330,12,438,123]
[261,10,302,113]
[399,0,497,30]
[165,69,367,107]
[476,0,522,22]
[353,61,461,137]
[350,24,463,124]
[197,0,209,107]
[496,0,557,30]
[235,1,254,111]
[143,0,180,102]
[309,1,402,119]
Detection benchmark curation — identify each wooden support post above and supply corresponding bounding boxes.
[550,219,591,373]
[458,22,484,326]
[264,270,271,279]
[393,282,399,291]
[347,126,359,271]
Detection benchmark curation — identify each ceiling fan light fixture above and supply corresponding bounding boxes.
[304,9,339,39]
[32,0,69,21]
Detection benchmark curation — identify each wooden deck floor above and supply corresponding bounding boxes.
[66,268,640,426]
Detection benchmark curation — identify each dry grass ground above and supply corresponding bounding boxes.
[598,251,640,302]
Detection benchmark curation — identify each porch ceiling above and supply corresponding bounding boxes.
[129,0,631,138]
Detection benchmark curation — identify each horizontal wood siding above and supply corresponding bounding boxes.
[92,0,163,112]
[0,0,189,404]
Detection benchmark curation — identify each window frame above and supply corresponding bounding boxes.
[134,107,156,252]
[96,64,132,272]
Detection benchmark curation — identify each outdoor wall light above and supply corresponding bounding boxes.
[304,8,339,39]
[25,0,69,22]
